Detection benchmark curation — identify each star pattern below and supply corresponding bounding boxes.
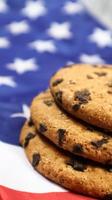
[29,40,56,53]
[0,0,112,146]
[66,61,74,65]
[22,0,47,19]
[0,37,10,48]
[0,0,8,13]
[63,1,83,15]
[47,22,72,39]
[0,76,16,87]
[11,104,30,119]
[7,58,38,74]
[80,54,105,64]
[7,21,30,35]
[89,28,112,48]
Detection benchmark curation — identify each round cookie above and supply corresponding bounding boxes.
[50,64,112,131]
[20,121,112,199]
[31,90,112,165]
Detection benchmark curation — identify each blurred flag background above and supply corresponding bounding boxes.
[0,0,112,199]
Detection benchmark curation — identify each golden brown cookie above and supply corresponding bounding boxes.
[20,121,112,199]
[31,90,112,165]
[50,64,112,131]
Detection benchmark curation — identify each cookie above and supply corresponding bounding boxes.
[31,90,112,165]
[50,64,112,131]
[20,121,112,199]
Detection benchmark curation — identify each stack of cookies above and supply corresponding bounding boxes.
[20,64,112,199]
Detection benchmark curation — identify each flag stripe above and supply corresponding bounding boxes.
[0,185,95,200]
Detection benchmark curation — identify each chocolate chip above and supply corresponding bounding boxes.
[43,100,54,106]
[86,125,95,132]
[107,160,112,165]
[32,153,40,167]
[101,65,108,68]
[94,72,107,76]
[57,129,66,146]
[72,103,81,111]
[107,82,112,87]
[67,158,87,172]
[28,118,34,126]
[38,123,47,133]
[69,80,76,84]
[92,65,98,67]
[74,89,91,104]
[107,90,112,94]
[55,91,63,104]
[106,160,112,171]
[86,75,93,79]
[103,194,112,200]
[24,133,35,148]
[73,144,84,154]
[108,168,112,172]
[19,142,22,147]
[106,166,112,173]
[91,138,108,148]
[52,78,63,87]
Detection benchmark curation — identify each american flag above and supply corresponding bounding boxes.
[0,0,112,199]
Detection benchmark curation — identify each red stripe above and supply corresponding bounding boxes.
[0,185,95,200]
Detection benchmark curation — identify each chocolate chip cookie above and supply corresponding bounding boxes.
[20,121,112,199]
[31,90,112,165]
[50,64,112,131]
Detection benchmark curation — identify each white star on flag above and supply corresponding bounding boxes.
[80,54,105,64]
[66,61,74,65]
[89,28,112,48]
[0,0,8,13]
[0,76,16,87]
[0,37,10,48]
[11,104,30,119]
[7,20,30,35]
[29,40,56,53]
[22,0,47,19]
[7,58,38,74]
[63,1,83,15]
[47,22,72,39]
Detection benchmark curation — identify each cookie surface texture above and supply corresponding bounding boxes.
[20,121,112,199]
[31,90,112,165]
[50,64,112,131]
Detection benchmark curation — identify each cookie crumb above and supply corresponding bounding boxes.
[94,72,107,76]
